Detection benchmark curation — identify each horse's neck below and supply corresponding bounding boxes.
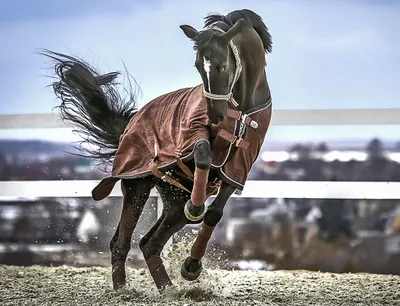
[232,29,271,112]
[233,68,270,113]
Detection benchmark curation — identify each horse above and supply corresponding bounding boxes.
[41,8,273,293]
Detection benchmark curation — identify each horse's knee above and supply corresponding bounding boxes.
[195,139,210,151]
[204,208,223,227]
[194,140,211,170]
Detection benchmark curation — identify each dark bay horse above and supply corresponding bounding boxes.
[42,9,273,293]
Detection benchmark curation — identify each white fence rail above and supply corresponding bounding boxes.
[1,109,400,200]
[1,180,400,200]
[1,108,400,129]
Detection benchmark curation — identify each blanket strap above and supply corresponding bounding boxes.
[149,158,221,197]
[176,158,194,179]
[217,129,250,150]
[227,109,258,129]
[149,159,191,194]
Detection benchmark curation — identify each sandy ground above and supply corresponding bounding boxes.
[2,234,400,305]
[1,264,399,306]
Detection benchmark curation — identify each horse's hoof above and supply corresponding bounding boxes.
[181,257,202,281]
[184,200,206,222]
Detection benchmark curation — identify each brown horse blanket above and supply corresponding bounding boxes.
[92,84,272,201]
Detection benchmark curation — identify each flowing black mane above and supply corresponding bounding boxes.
[202,9,273,53]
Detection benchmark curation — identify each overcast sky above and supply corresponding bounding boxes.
[0,0,399,142]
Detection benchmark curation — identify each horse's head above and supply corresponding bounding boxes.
[180,19,248,125]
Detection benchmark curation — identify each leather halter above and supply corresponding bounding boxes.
[202,26,242,108]
[203,26,261,150]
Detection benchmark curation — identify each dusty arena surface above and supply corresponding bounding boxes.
[1,264,399,306]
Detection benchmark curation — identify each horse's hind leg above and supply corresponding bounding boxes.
[139,183,189,293]
[110,177,155,290]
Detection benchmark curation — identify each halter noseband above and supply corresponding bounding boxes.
[202,26,242,108]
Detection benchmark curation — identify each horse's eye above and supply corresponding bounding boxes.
[217,65,227,74]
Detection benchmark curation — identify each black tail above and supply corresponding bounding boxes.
[40,50,140,168]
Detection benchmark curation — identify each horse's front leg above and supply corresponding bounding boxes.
[184,139,212,221]
[181,182,235,281]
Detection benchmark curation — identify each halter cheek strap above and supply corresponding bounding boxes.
[202,26,242,108]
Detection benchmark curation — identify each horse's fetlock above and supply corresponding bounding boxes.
[111,243,130,262]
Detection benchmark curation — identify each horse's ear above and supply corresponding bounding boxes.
[180,25,198,40]
[223,18,248,42]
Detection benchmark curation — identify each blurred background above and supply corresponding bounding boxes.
[1,0,400,274]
